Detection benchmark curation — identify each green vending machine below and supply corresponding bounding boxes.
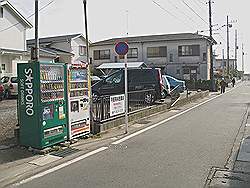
[18,61,68,149]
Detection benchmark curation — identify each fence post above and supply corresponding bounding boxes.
[101,96,104,121]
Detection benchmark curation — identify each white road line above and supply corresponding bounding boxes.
[14,147,108,186]
[170,96,181,107]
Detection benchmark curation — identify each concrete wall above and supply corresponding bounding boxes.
[0,7,26,51]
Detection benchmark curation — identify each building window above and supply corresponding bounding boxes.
[178,45,200,56]
[94,50,110,60]
[1,64,5,71]
[79,46,86,56]
[147,46,167,58]
[176,69,180,75]
[223,61,226,67]
[203,53,207,61]
[0,8,3,18]
[169,53,173,62]
[127,48,138,58]
[183,68,190,74]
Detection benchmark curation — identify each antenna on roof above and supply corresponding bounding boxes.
[126,10,129,36]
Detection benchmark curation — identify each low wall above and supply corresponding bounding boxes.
[97,90,209,133]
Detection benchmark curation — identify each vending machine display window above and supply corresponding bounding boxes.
[40,64,65,102]
[42,104,54,120]
[71,101,79,112]
[71,69,87,81]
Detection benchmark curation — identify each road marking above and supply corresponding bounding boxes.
[14,147,108,186]
[170,96,181,107]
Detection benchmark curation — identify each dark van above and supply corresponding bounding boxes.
[92,68,163,103]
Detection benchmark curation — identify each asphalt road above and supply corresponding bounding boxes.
[16,82,250,188]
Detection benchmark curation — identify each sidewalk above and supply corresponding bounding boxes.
[0,90,215,187]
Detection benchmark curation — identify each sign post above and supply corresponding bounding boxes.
[115,42,129,134]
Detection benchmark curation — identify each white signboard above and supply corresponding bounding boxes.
[191,69,197,74]
[110,94,125,116]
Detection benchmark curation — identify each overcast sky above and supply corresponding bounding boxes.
[8,0,250,73]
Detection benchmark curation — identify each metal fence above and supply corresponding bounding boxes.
[93,89,157,123]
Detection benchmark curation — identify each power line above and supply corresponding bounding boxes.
[152,0,194,30]
[182,0,209,25]
[196,0,207,6]
[191,0,207,12]
[216,26,227,43]
[0,0,54,33]
[166,0,202,28]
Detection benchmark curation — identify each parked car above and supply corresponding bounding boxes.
[91,76,102,85]
[0,81,4,101]
[163,75,186,93]
[0,76,18,98]
[161,76,171,98]
[92,68,163,103]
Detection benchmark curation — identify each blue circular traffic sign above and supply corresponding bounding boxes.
[115,42,129,56]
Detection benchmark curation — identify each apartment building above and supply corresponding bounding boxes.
[90,33,216,80]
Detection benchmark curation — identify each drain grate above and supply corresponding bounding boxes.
[51,147,80,158]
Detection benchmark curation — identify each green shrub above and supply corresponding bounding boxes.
[185,79,218,91]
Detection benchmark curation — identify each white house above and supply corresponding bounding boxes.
[0,0,32,76]
[90,33,217,80]
[27,33,88,64]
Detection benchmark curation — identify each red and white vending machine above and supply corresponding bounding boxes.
[67,63,90,139]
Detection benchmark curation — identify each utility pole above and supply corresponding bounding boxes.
[242,43,244,73]
[222,49,225,74]
[226,15,230,75]
[208,0,214,91]
[235,29,238,70]
[34,0,39,61]
[83,0,93,133]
